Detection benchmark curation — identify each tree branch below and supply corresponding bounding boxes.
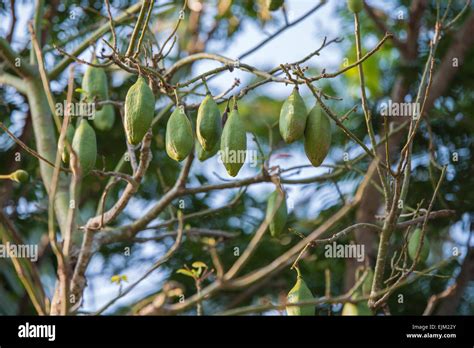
[49,2,144,79]
[0,72,27,94]
[0,37,35,77]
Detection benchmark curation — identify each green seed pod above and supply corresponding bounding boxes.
[265,188,288,238]
[342,303,358,315]
[342,302,371,316]
[62,124,75,164]
[10,170,29,183]
[304,105,331,167]
[408,228,430,263]
[220,106,247,177]
[197,94,222,151]
[196,138,220,162]
[82,61,108,106]
[267,0,284,11]
[93,104,115,131]
[72,119,97,175]
[124,76,155,145]
[279,88,308,144]
[166,107,194,162]
[286,269,314,316]
[347,0,363,13]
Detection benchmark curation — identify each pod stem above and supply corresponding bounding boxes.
[232,95,238,110]
[0,174,12,180]
[201,76,211,95]
[294,265,302,279]
[174,88,180,105]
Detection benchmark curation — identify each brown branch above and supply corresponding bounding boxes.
[93,211,185,315]
[0,121,70,173]
[395,209,456,229]
[6,0,16,43]
[132,228,238,243]
[0,37,35,77]
[85,131,153,230]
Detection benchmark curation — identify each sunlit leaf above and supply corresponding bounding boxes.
[176,269,195,278]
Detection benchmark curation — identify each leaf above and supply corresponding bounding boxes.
[75,87,86,94]
[192,261,207,269]
[201,237,216,246]
[192,261,207,277]
[111,275,121,283]
[176,269,195,278]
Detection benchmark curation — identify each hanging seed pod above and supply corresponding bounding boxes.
[93,104,115,131]
[82,60,108,107]
[267,0,284,11]
[408,228,430,263]
[124,76,155,145]
[166,106,194,162]
[342,267,372,316]
[342,302,371,315]
[279,87,308,144]
[72,119,97,175]
[220,102,246,177]
[197,94,222,151]
[196,138,220,162]
[286,268,314,316]
[304,104,331,167]
[10,170,29,183]
[265,188,288,238]
[347,0,364,13]
[342,303,359,315]
[62,124,75,164]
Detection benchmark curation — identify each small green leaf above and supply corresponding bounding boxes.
[75,87,86,94]
[176,269,195,278]
[111,275,121,283]
[201,237,216,246]
[192,261,207,277]
[192,261,207,269]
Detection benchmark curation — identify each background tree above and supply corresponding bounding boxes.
[0,0,472,315]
